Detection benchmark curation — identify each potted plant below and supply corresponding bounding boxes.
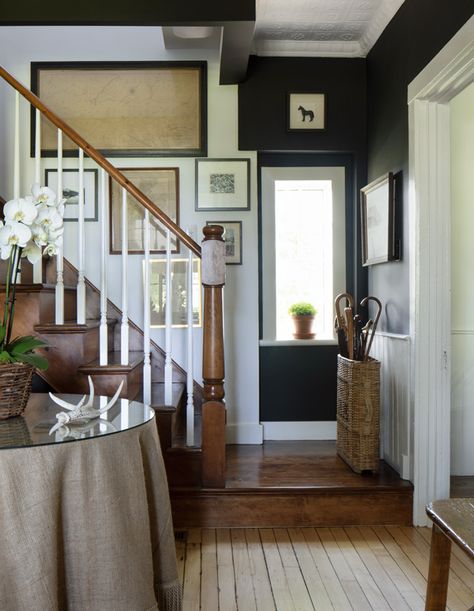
[0,184,64,419]
[288,302,317,339]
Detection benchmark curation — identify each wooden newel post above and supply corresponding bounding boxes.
[201,225,226,488]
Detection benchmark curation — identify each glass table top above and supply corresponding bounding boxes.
[0,393,154,450]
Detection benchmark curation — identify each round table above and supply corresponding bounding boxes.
[0,394,182,611]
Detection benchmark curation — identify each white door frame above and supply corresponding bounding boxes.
[409,16,474,525]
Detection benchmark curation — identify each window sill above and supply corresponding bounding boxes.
[259,339,338,347]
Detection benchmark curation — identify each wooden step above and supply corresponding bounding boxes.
[33,319,116,393]
[169,441,414,528]
[151,382,186,451]
[78,351,144,399]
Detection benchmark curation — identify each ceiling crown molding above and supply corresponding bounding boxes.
[254,39,364,58]
[359,0,405,55]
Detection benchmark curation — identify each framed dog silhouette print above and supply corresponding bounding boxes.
[288,92,326,131]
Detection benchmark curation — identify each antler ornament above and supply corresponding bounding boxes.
[49,376,124,435]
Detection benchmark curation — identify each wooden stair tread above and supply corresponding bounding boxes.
[35,318,116,333]
[151,382,186,410]
[0,283,76,293]
[78,351,144,373]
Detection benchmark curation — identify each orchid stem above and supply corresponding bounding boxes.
[6,246,22,347]
[1,248,14,352]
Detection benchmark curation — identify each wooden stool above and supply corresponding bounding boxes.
[425,498,474,610]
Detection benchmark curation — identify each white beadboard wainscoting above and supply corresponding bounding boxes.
[451,330,474,475]
[370,332,412,481]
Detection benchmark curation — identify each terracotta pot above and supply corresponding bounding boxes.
[291,315,315,339]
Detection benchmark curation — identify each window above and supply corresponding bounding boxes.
[261,167,346,341]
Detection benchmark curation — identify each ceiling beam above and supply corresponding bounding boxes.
[0,0,255,26]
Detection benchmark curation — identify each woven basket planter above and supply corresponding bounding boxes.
[0,362,34,420]
[336,354,380,473]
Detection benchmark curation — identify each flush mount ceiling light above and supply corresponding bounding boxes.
[171,26,215,39]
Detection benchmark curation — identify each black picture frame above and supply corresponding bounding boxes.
[195,158,250,211]
[45,168,98,222]
[31,61,207,158]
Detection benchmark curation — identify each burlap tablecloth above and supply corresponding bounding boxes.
[0,416,182,611]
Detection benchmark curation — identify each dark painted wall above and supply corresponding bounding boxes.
[239,58,368,422]
[367,0,473,333]
[239,56,366,155]
[260,346,339,421]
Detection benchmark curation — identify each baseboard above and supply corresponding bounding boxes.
[262,421,336,440]
[226,422,264,444]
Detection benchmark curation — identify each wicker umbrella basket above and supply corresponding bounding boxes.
[0,362,34,420]
[336,354,381,473]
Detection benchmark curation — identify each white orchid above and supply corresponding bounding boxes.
[36,207,63,231]
[1,184,64,371]
[0,222,32,259]
[31,183,57,207]
[21,242,42,264]
[3,197,38,226]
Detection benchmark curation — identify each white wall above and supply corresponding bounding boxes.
[450,81,474,475]
[0,26,262,444]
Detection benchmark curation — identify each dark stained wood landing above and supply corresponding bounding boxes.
[170,440,413,529]
[225,440,410,490]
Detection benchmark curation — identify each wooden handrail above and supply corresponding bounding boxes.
[0,65,201,257]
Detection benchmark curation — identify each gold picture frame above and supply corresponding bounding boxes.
[148,258,202,328]
[31,61,207,157]
[110,168,179,254]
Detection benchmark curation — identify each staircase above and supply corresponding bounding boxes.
[0,64,226,491]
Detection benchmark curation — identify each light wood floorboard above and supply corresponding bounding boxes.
[177,527,474,611]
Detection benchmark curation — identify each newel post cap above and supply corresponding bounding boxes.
[202,225,226,286]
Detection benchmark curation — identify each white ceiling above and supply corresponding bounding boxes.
[254,0,405,57]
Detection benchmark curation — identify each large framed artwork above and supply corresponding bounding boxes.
[148,258,202,328]
[31,61,207,157]
[195,158,250,211]
[360,172,396,266]
[45,168,98,222]
[109,168,179,254]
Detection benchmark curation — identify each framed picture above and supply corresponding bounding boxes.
[110,168,179,254]
[31,61,207,157]
[288,92,326,131]
[195,158,250,211]
[360,172,396,266]
[45,168,98,222]
[148,258,202,328]
[206,221,242,265]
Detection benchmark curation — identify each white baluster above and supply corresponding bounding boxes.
[55,129,64,324]
[13,92,20,199]
[32,108,43,283]
[99,169,108,365]
[143,210,151,405]
[120,187,129,365]
[120,398,129,429]
[76,148,86,324]
[186,234,194,447]
[34,109,41,183]
[164,229,173,404]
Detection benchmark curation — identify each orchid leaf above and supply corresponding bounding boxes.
[8,335,48,354]
[0,325,6,344]
[0,350,13,363]
[13,352,48,370]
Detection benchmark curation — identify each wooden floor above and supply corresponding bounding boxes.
[177,526,474,611]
